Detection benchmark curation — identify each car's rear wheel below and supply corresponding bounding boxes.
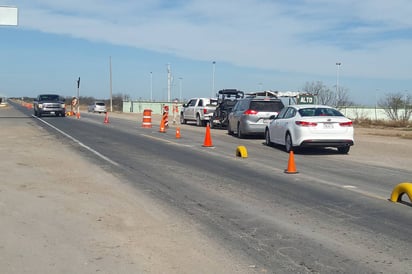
[237,123,244,139]
[196,115,202,126]
[337,146,350,154]
[265,129,272,146]
[285,133,293,152]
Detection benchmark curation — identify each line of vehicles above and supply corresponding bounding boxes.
[181,89,354,154]
[32,90,354,154]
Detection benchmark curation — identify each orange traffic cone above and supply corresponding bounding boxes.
[76,111,80,119]
[159,116,166,133]
[284,150,298,174]
[202,124,213,147]
[175,127,181,139]
[104,112,109,124]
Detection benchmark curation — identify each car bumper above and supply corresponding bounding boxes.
[300,139,354,148]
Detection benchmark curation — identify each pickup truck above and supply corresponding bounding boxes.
[33,94,66,117]
[180,97,218,126]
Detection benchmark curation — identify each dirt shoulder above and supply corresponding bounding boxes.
[0,106,250,273]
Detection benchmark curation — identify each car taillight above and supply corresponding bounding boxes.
[295,121,317,126]
[203,109,207,114]
[244,109,258,115]
[339,121,353,127]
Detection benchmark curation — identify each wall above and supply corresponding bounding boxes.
[123,101,410,121]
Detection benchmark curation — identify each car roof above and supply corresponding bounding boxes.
[289,104,335,110]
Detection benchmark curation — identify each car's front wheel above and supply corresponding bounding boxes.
[285,133,293,152]
[265,129,272,146]
[180,113,186,124]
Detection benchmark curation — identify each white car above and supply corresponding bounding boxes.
[88,101,107,113]
[265,105,354,154]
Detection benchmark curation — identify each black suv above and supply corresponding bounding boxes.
[227,93,284,138]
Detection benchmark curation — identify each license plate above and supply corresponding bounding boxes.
[50,111,55,115]
[323,123,333,129]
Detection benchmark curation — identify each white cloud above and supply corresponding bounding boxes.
[11,0,412,79]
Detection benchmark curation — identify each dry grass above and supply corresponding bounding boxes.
[353,118,412,139]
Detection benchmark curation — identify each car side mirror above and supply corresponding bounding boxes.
[269,114,278,120]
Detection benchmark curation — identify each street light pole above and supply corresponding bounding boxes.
[167,63,171,102]
[150,72,153,101]
[179,77,183,102]
[336,62,341,106]
[212,61,216,98]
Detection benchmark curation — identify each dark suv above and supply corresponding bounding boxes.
[227,94,284,138]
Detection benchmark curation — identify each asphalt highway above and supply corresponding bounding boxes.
[10,101,412,273]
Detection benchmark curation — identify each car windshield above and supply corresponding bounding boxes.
[250,101,284,112]
[299,107,344,117]
[40,94,60,101]
[96,102,105,106]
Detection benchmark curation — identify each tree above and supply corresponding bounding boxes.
[302,81,353,108]
[378,92,412,121]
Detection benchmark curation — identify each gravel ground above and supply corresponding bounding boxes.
[0,105,250,274]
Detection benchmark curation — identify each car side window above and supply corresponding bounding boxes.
[189,100,196,107]
[198,100,203,107]
[277,107,289,119]
[284,108,296,119]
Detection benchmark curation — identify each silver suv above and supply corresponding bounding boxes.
[227,96,284,138]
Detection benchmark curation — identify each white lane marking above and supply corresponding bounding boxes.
[32,115,120,167]
[343,185,357,189]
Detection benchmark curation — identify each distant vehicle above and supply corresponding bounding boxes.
[210,89,244,129]
[33,94,66,117]
[227,94,284,138]
[88,101,107,113]
[265,104,354,154]
[180,98,218,126]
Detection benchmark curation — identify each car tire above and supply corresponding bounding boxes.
[227,122,234,135]
[180,113,186,124]
[265,129,272,146]
[337,146,350,154]
[237,123,244,139]
[196,115,202,126]
[285,133,293,152]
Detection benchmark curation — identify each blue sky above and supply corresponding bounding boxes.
[1,0,411,106]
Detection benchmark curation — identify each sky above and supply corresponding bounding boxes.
[1,0,412,106]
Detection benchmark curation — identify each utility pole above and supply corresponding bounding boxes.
[109,56,113,112]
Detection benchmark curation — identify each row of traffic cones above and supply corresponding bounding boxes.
[151,114,297,173]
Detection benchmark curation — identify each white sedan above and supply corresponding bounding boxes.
[265,105,354,154]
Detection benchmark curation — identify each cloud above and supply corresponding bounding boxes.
[12,0,412,79]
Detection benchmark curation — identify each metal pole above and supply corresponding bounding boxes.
[167,64,171,102]
[77,77,80,114]
[336,62,341,106]
[179,77,183,102]
[110,56,113,112]
[150,72,153,101]
[212,61,216,98]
